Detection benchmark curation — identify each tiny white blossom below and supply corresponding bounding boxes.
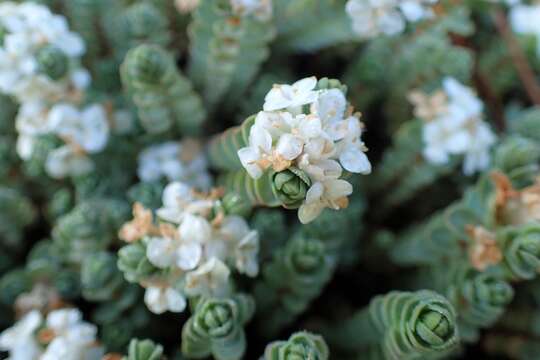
[45,145,94,179]
[417,77,496,174]
[0,2,87,103]
[156,181,214,223]
[298,179,353,224]
[217,215,260,277]
[185,258,231,297]
[346,0,438,39]
[263,76,319,112]
[137,141,211,188]
[230,0,272,21]
[144,286,186,314]
[48,103,109,154]
[0,310,42,360]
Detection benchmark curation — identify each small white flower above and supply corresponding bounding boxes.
[217,215,259,277]
[0,2,87,103]
[48,103,109,154]
[137,141,211,188]
[346,0,405,39]
[298,179,353,224]
[41,308,103,360]
[346,0,438,39]
[230,0,272,21]
[263,77,319,112]
[146,236,177,269]
[45,145,94,179]
[144,286,186,314]
[420,77,496,174]
[0,310,42,360]
[156,181,214,223]
[311,88,347,124]
[185,258,231,297]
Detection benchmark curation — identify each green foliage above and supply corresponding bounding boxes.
[326,290,459,359]
[181,294,254,360]
[263,331,329,360]
[254,232,333,336]
[124,338,165,360]
[121,44,205,135]
[188,0,275,110]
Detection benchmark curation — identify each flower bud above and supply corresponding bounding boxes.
[36,45,69,80]
[272,168,310,208]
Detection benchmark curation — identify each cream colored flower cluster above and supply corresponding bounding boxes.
[0,2,116,179]
[120,182,259,314]
[346,0,439,39]
[0,308,103,360]
[238,76,372,223]
[409,77,496,175]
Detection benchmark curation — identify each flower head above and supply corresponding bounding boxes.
[239,76,371,223]
[414,77,496,175]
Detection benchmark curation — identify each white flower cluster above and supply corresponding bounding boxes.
[510,2,540,58]
[0,2,88,103]
[230,0,272,21]
[137,140,212,189]
[238,76,371,224]
[0,308,103,360]
[345,0,438,39]
[175,0,272,20]
[409,77,496,175]
[16,102,110,179]
[0,2,113,179]
[132,182,259,314]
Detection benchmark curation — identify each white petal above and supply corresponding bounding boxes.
[165,288,186,312]
[276,134,303,160]
[298,202,324,224]
[162,182,193,209]
[238,147,263,179]
[339,147,372,174]
[325,179,353,199]
[144,287,168,314]
[249,124,272,153]
[305,182,324,204]
[179,213,212,244]
[146,237,175,268]
[176,242,202,270]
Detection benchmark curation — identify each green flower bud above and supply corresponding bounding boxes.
[263,331,329,360]
[182,295,253,360]
[123,44,170,86]
[124,338,164,360]
[117,242,159,283]
[36,45,69,80]
[499,224,540,280]
[272,168,310,209]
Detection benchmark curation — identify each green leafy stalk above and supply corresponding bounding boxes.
[121,44,205,135]
[254,232,333,337]
[181,294,254,360]
[326,290,459,360]
[188,0,275,110]
[263,331,329,360]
